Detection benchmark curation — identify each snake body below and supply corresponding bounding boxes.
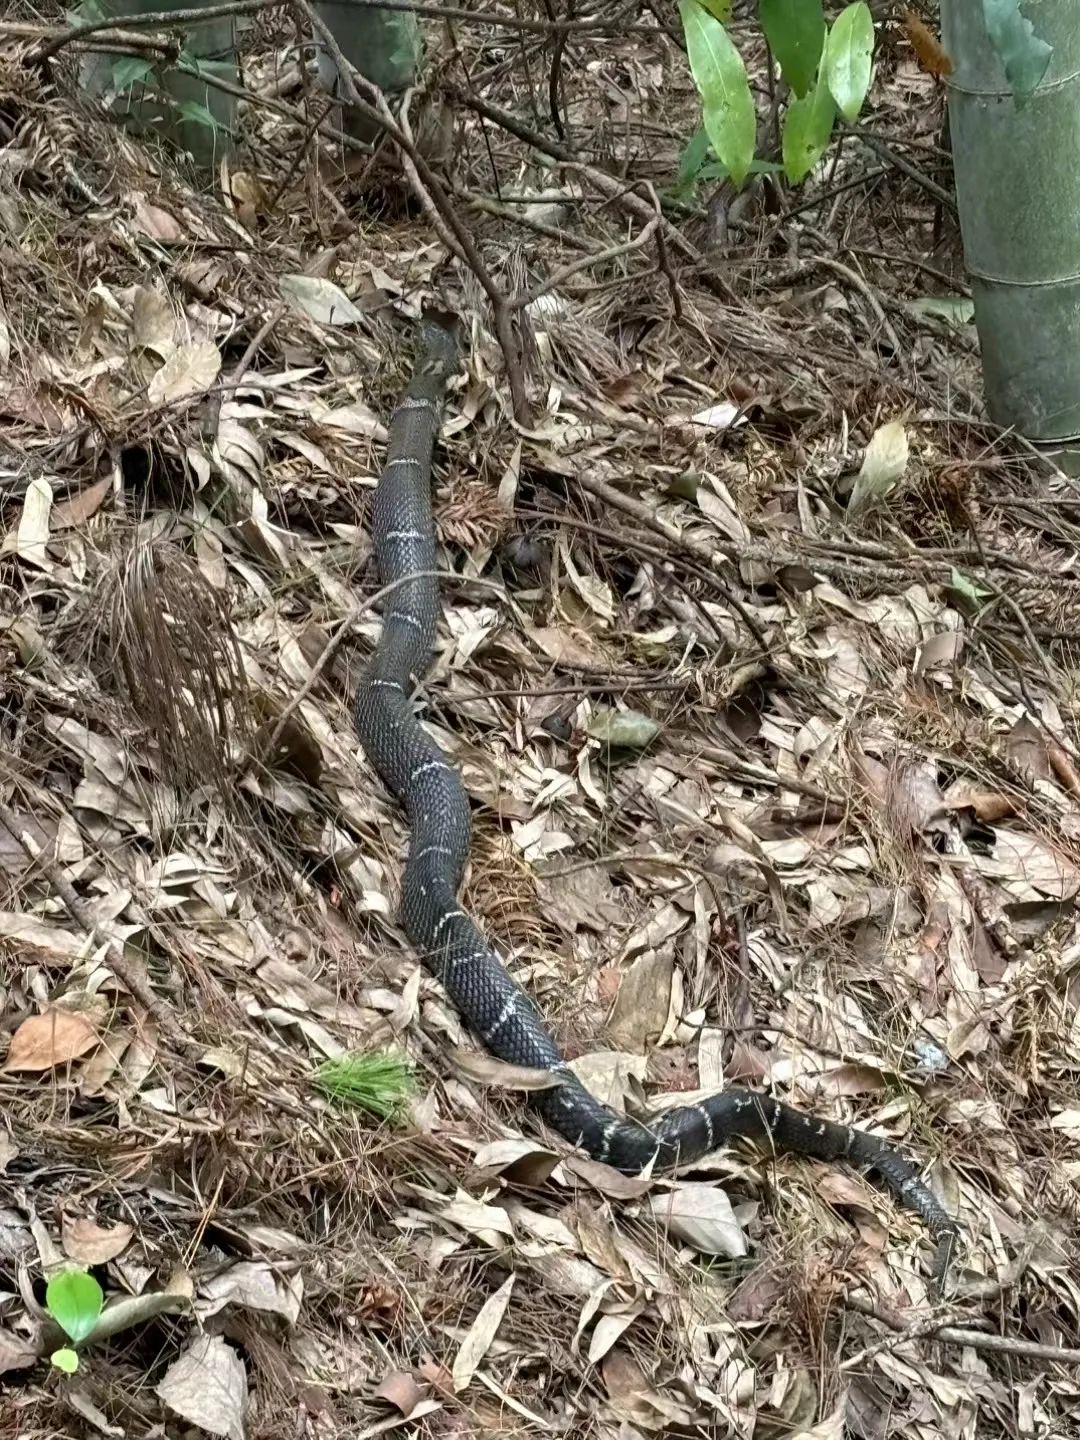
[353,316,958,1285]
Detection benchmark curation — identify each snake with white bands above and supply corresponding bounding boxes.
[353,315,958,1289]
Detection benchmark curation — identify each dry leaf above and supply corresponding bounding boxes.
[451,1273,515,1392]
[0,1330,38,1376]
[147,342,221,405]
[789,1400,847,1440]
[196,1259,303,1325]
[280,274,365,326]
[156,1334,247,1440]
[648,1183,746,1258]
[0,913,86,964]
[62,1214,134,1264]
[447,1047,562,1092]
[608,951,674,1053]
[847,421,908,515]
[471,1139,561,1186]
[3,1009,99,1073]
[373,1370,429,1416]
[15,476,52,569]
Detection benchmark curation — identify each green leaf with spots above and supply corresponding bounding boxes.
[679,0,756,186]
[782,54,836,182]
[824,2,875,122]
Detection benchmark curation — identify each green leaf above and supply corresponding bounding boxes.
[51,1348,80,1375]
[760,0,826,98]
[46,1270,104,1346]
[694,0,732,18]
[179,54,238,77]
[587,708,660,749]
[824,2,875,122]
[982,0,1052,102]
[110,57,154,93]
[782,56,836,183]
[678,126,715,190]
[949,568,992,607]
[175,100,222,133]
[679,0,756,187]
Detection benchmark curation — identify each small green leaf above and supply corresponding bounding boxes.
[175,100,225,134]
[677,126,715,190]
[824,2,875,122]
[760,0,826,98]
[679,0,756,187]
[982,0,1052,102]
[782,57,836,183]
[949,568,992,607]
[109,57,154,93]
[587,708,661,749]
[45,1269,104,1345]
[51,1348,80,1375]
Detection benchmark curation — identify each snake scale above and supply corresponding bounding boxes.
[353,314,958,1287]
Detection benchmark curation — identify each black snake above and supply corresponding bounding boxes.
[353,314,958,1287]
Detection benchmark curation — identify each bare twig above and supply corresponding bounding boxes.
[842,1293,1080,1369]
[298,4,530,421]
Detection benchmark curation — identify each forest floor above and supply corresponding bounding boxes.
[0,6,1079,1439]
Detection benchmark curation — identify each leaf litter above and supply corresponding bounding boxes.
[0,19,1078,1440]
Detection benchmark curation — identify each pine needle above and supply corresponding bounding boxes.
[313,1050,414,1122]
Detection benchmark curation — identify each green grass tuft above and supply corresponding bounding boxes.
[313,1049,413,1122]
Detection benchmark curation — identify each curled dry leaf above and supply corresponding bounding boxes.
[196,1259,303,1325]
[3,1009,99,1073]
[373,1369,429,1417]
[471,1138,561,1186]
[447,1046,562,1092]
[0,1330,38,1377]
[61,1214,134,1265]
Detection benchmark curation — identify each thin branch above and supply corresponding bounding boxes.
[296,1,529,420]
[29,0,654,66]
[842,1294,1080,1369]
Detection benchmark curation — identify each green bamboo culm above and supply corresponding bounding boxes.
[313,1050,414,1123]
[941,0,1080,443]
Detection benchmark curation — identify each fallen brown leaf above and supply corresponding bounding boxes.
[62,1214,134,1265]
[3,1008,99,1073]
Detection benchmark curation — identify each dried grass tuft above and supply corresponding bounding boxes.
[97,535,252,791]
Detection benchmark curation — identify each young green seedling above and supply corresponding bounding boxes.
[45,1267,104,1374]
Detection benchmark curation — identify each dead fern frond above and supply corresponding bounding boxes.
[101,536,251,791]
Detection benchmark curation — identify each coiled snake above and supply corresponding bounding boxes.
[353,314,958,1287]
